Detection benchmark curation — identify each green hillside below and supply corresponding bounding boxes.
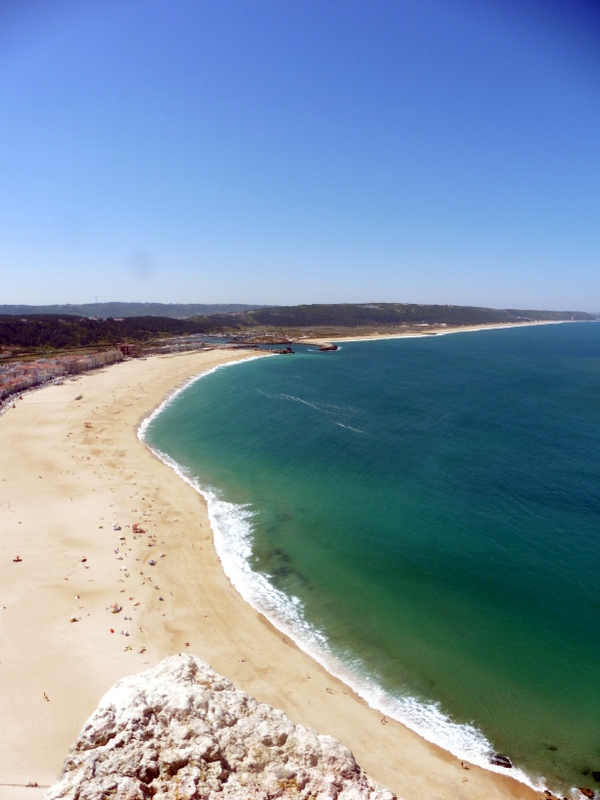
[0,302,268,319]
[1,304,596,353]
[199,302,596,329]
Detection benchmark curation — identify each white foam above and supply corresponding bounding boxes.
[138,357,547,795]
[138,354,271,442]
[335,422,365,433]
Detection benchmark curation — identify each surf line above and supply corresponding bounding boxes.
[138,349,546,795]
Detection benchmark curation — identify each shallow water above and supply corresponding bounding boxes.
[145,323,600,794]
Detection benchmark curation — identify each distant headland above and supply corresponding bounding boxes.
[1,301,596,358]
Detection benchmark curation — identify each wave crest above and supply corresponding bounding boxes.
[139,362,545,794]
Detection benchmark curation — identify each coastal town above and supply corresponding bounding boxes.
[0,339,215,411]
[0,336,274,413]
[0,349,124,410]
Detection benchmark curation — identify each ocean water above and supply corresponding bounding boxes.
[143,323,600,795]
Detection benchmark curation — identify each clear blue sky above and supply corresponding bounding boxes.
[1,0,599,310]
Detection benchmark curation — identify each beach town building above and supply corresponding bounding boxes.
[0,340,215,410]
[0,349,123,408]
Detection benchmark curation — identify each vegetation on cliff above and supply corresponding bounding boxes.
[0,315,218,350]
[0,302,267,318]
[0,304,596,353]
[217,302,595,328]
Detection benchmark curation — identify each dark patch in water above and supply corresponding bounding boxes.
[273,565,294,579]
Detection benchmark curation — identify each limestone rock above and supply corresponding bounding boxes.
[45,654,396,800]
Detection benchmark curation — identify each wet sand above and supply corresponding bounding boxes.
[0,348,542,800]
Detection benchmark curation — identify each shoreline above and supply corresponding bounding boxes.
[141,366,541,792]
[0,347,543,800]
[299,318,579,345]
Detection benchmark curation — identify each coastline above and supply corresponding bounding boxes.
[298,318,578,345]
[0,347,542,800]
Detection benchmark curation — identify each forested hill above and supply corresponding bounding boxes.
[199,303,597,328]
[0,315,218,350]
[0,304,596,351]
[0,302,267,318]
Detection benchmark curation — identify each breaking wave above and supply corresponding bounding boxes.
[139,360,546,795]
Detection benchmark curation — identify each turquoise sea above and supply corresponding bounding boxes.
[142,323,600,795]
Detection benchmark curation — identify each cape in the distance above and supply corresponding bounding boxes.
[0,302,269,318]
[1,302,597,367]
[0,301,597,353]
[0,300,596,324]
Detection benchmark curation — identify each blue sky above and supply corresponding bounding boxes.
[1,1,599,310]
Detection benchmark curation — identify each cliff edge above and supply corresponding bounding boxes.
[45,654,397,800]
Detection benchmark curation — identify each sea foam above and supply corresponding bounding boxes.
[139,358,546,794]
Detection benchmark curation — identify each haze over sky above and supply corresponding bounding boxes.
[1,1,599,311]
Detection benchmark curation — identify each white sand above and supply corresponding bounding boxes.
[0,348,541,800]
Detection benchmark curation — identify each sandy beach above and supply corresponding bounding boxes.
[300,319,574,346]
[0,347,543,800]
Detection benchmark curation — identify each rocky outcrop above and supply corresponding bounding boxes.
[45,654,396,800]
[488,754,513,769]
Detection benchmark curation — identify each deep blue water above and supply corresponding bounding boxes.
[144,323,600,794]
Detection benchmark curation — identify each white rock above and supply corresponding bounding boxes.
[45,654,396,800]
